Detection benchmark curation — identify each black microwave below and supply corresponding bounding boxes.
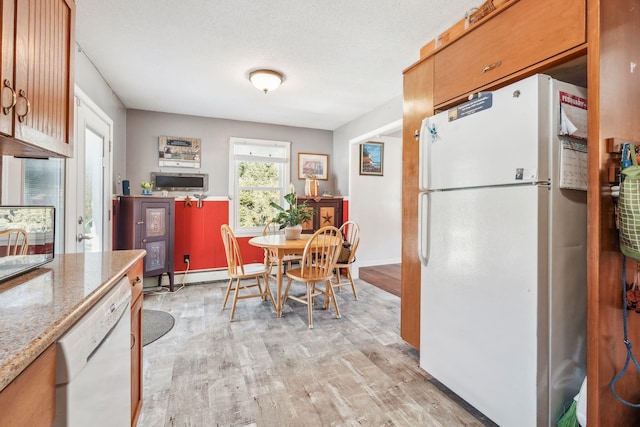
[0,206,55,283]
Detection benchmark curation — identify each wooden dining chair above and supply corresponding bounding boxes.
[262,221,302,274]
[0,228,28,256]
[220,224,275,321]
[333,221,360,300]
[283,226,342,329]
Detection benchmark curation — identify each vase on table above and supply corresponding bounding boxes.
[284,224,302,240]
[305,179,319,197]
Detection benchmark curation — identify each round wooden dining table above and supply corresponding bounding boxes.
[248,234,312,317]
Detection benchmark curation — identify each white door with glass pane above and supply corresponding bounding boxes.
[66,90,112,253]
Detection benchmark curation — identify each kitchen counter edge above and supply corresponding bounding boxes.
[0,250,146,391]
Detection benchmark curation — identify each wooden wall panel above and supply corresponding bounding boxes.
[401,57,434,349]
[173,200,229,271]
[588,0,640,425]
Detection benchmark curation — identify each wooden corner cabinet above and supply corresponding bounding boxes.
[115,196,175,291]
[0,0,75,158]
[297,197,343,233]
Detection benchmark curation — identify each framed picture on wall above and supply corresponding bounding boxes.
[159,136,201,168]
[298,153,329,180]
[360,142,384,176]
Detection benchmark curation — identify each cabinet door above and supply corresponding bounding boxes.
[317,200,342,230]
[433,0,585,107]
[0,344,56,427]
[0,0,15,137]
[130,293,142,426]
[13,0,74,157]
[140,200,173,277]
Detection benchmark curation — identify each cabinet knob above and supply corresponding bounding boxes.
[413,130,420,141]
[137,221,144,225]
[16,89,30,123]
[2,79,16,115]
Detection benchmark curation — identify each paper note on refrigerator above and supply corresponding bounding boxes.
[559,141,587,191]
[559,92,587,140]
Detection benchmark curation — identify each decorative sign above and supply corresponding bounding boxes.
[159,136,201,168]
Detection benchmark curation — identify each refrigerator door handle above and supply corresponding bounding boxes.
[418,117,429,191]
[418,192,431,266]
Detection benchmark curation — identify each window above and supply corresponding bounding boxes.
[23,158,65,254]
[230,138,290,235]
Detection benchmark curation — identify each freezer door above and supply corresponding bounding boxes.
[419,74,552,191]
[420,185,547,427]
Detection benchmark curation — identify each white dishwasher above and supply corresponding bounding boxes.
[53,276,131,427]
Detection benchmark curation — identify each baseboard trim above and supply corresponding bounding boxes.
[143,268,229,288]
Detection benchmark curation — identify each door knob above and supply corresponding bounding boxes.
[77,233,93,242]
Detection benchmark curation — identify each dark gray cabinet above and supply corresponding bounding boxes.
[115,196,175,291]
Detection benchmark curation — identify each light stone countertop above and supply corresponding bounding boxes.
[0,250,146,391]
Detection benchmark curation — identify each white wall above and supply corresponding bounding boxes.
[333,96,403,274]
[333,95,402,196]
[349,135,402,270]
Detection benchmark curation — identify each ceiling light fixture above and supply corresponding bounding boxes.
[249,69,284,94]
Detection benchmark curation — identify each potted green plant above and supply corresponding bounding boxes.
[270,190,314,239]
[141,181,153,195]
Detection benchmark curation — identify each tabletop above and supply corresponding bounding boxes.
[248,234,312,250]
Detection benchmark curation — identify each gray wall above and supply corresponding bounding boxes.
[126,110,333,198]
[73,44,401,271]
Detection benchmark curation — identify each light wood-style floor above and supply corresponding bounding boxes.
[139,278,496,426]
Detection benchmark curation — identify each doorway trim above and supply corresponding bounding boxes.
[65,85,114,253]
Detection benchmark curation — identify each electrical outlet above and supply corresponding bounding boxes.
[184,254,190,264]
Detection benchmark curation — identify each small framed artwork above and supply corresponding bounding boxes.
[159,136,201,168]
[360,142,384,176]
[298,152,329,180]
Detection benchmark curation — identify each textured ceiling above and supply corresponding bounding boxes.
[75,0,483,130]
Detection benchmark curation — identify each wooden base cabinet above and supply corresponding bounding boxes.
[297,197,343,233]
[127,259,143,427]
[116,196,175,291]
[0,344,55,427]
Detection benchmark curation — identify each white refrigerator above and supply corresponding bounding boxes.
[417,74,587,427]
